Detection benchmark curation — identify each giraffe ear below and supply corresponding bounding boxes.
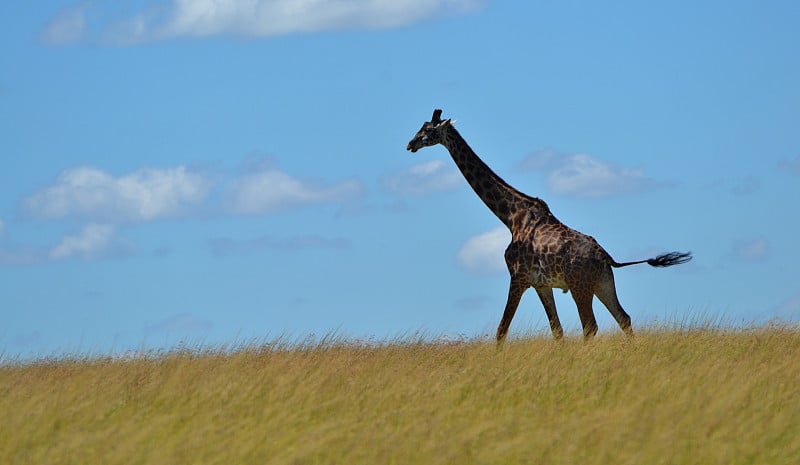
[431,109,443,124]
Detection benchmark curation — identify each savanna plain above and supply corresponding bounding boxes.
[2,324,799,465]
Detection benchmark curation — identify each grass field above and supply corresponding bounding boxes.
[2,324,799,464]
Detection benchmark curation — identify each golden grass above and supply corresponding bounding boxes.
[2,324,799,464]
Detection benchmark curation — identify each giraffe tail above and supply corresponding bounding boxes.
[611,251,692,268]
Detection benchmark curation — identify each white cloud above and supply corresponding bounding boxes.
[165,0,480,36]
[456,227,510,275]
[45,0,484,44]
[732,237,770,263]
[0,224,131,265]
[23,162,364,226]
[548,154,661,198]
[384,159,462,195]
[49,224,118,261]
[519,149,667,198]
[14,160,364,265]
[39,5,86,45]
[230,167,363,214]
[24,166,210,223]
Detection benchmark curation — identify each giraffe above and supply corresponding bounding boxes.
[406,109,691,343]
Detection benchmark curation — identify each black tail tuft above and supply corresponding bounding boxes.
[647,251,692,267]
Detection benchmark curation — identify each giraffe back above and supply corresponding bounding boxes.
[506,206,613,292]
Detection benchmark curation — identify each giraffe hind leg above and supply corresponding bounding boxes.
[535,287,564,339]
[594,272,633,336]
[570,288,598,339]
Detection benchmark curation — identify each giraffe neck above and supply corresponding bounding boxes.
[440,124,537,228]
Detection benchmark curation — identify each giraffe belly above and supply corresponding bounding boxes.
[527,266,568,291]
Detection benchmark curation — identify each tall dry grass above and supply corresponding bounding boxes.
[2,324,799,464]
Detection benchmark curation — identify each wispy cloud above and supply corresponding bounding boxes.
[24,162,363,221]
[229,166,363,215]
[705,177,763,196]
[39,5,87,45]
[13,160,362,264]
[209,234,350,256]
[778,156,800,176]
[732,237,770,263]
[49,224,126,261]
[24,166,211,223]
[456,227,510,275]
[42,0,485,45]
[519,148,668,198]
[0,224,130,265]
[384,159,462,196]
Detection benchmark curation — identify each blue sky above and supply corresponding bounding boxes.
[2,1,799,358]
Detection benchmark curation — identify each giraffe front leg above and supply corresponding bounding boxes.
[496,278,527,347]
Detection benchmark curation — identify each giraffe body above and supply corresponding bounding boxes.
[406,109,691,342]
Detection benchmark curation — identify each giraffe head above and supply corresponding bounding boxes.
[406,109,452,153]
